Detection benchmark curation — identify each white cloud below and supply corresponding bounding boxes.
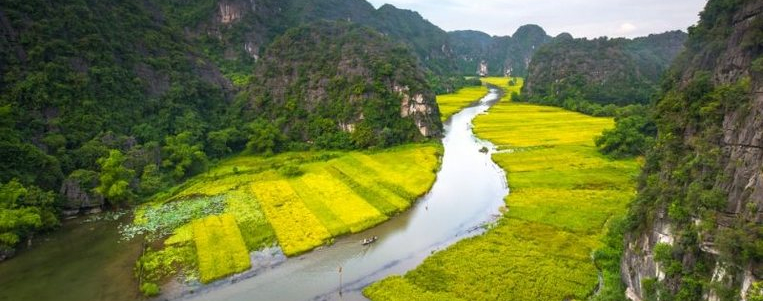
[366,0,707,38]
[618,22,638,35]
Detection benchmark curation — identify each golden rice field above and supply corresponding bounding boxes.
[193,214,251,283]
[133,143,441,283]
[365,78,639,300]
[436,86,488,122]
[481,76,523,101]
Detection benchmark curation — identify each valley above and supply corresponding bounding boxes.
[2,0,760,300]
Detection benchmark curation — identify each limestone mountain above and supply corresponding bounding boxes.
[239,21,441,149]
[522,31,687,106]
[449,24,552,76]
[621,0,763,299]
[163,0,456,81]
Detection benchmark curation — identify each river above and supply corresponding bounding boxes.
[180,88,509,301]
[0,88,508,301]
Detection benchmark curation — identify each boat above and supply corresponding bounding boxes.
[361,236,378,245]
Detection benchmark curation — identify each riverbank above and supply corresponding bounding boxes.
[364,77,639,300]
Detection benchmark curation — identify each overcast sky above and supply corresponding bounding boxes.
[366,0,708,38]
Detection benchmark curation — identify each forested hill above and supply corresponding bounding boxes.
[0,0,443,259]
[240,21,442,150]
[522,30,687,106]
[448,24,553,76]
[622,0,763,299]
[168,0,457,85]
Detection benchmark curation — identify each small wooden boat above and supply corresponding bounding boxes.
[361,236,378,245]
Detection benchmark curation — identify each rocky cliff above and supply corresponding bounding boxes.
[241,21,441,148]
[522,31,686,105]
[449,24,552,76]
[622,0,763,300]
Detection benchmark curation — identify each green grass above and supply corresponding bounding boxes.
[131,143,442,283]
[364,78,638,300]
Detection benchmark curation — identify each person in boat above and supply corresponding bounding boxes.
[362,236,378,245]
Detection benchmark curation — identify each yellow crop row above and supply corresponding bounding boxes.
[292,172,386,233]
[193,214,251,283]
[251,180,332,256]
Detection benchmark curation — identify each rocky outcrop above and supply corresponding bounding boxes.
[622,0,763,299]
[60,170,104,215]
[448,24,552,77]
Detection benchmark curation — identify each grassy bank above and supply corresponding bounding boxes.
[128,143,441,289]
[364,78,638,300]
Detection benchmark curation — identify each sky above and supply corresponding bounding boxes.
[366,0,708,39]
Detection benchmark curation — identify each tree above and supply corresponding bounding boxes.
[595,114,656,158]
[246,119,284,155]
[0,180,58,252]
[139,164,163,195]
[162,132,208,179]
[95,149,136,206]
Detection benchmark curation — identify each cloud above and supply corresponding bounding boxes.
[366,0,707,38]
[618,22,638,35]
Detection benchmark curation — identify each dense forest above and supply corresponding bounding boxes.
[522,31,687,108]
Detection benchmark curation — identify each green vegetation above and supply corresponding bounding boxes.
[0,180,59,256]
[242,21,442,150]
[523,31,687,106]
[0,0,448,257]
[129,143,441,285]
[365,78,639,300]
[627,0,763,292]
[449,25,552,77]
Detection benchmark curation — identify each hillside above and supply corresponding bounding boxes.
[239,21,442,149]
[161,0,458,82]
[449,25,552,76]
[622,0,763,299]
[522,31,687,106]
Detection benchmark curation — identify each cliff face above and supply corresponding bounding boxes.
[622,0,763,300]
[243,22,441,147]
[522,31,686,105]
[449,24,552,76]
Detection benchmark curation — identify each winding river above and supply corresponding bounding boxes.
[0,88,509,301]
[181,88,509,301]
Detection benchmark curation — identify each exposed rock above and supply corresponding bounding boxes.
[59,170,104,214]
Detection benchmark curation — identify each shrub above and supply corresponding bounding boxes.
[140,282,160,297]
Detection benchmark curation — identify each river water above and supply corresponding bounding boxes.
[0,88,508,301]
[181,88,509,301]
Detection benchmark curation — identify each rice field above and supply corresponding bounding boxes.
[436,86,488,122]
[364,78,639,300]
[193,214,251,283]
[131,143,441,283]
